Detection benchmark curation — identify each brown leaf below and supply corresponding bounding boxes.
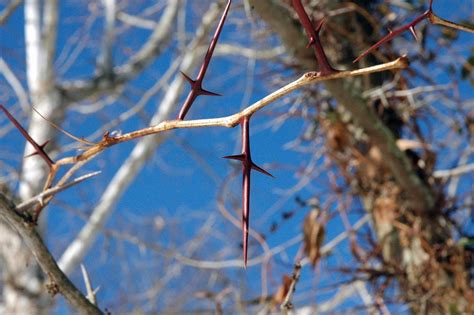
[303,209,325,267]
[273,274,292,305]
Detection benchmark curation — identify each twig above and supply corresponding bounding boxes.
[434,163,474,178]
[0,0,22,25]
[0,194,103,314]
[354,0,473,62]
[81,264,99,305]
[16,171,101,212]
[280,262,302,311]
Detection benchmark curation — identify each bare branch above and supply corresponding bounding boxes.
[280,262,302,311]
[80,264,98,306]
[0,57,30,111]
[434,163,474,178]
[59,0,179,101]
[16,171,101,212]
[0,0,22,25]
[0,194,103,314]
[354,0,473,62]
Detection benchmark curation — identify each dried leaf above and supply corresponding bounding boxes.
[303,209,325,267]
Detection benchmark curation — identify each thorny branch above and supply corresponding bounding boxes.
[291,0,337,75]
[0,104,54,168]
[2,56,408,223]
[354,0,474,62]
[177,0,231,120]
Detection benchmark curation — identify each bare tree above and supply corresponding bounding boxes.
[0,0,472,314]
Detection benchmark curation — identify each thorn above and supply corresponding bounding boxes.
[25,140,49,158]
[292,0,337,75]
[176,0,232,120]
[251,162,273,177]
[0,104,54,167]
[409,26,418,41]
[224,116,273,268]
[315,18,326,33]
[223,154,245,161]
[180,71,196,85]
[197,87,221,97]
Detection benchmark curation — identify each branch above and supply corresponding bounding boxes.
[354,0,474,62]
[0,0,22,25]
[54,56,407,169]
[0,57,30,111]
[280,262,302,310]
[434,163,474,178]
[0,194,103,314]
[59,0,179,101]
[16,171,101,213]
[291,0,336,75]
[80,264,99,306]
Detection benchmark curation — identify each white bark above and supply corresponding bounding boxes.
[99,0,116,76]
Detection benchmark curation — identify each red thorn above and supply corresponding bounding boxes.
[25,140,50,158]
[223,154,245,161]
[315,18,326,33]
[251,162,273,178]
[0,104,54,168]
[292,0,337,75]
[197,87,221,97]
[180,71,196,85]
[176,0,231,120]
[353,3,432,63]
[223,116,273,267]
